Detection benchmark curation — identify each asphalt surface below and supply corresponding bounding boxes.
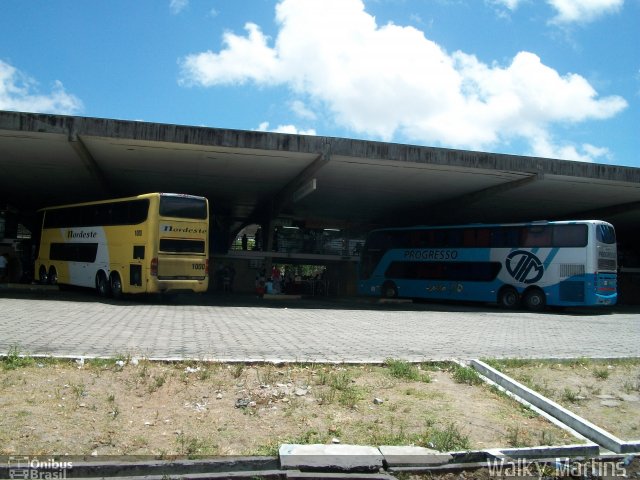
[0,289,638,362]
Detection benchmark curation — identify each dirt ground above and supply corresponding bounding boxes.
[0,358,578,456]
[488,359,640,441]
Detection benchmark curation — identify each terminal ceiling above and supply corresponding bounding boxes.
[1,110,640,239]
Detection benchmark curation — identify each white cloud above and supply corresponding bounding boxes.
[488,0,624,23]
[290,100,316,120]
[488,0,524,11]
[170,0,189,15]
[0,60,83,115]
[529,130,613,162]
[257,121,316,136]
[547,0,624,24]
[179,0,627,161]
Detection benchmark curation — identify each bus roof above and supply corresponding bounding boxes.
[368,220,613,234]
[37,193,207,212]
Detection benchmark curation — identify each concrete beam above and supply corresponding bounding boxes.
[425,173,542,223]
[271,142,331,215]
[67,133,113,197]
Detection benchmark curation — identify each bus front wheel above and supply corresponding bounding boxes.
[38,265,48,284]
[498,287,520,309]
[523,288,546,312]
[96,272,110,297]
[110,272,123,299]
[381,281,398,299]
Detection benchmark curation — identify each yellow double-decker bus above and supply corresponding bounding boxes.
[35,193,209,297]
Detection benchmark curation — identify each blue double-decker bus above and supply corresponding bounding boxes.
[358,220,617,310]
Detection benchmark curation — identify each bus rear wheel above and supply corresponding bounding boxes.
[523,288,546,312]
[381,281,398,299]
[498,286,520,309]
[48,267,58,285]
[110,272,123,299]
[96,271,110,297]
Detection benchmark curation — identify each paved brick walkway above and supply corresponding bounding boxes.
[1,292,638,361]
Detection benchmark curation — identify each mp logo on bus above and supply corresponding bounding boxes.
[505,250,544,284]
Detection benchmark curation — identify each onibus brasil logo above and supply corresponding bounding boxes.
[505,250,544,284]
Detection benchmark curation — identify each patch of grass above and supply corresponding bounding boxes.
[316,386,336,405]
[86,357,119,369]
[538,429,557,446]
[256,364,277,386]
[148,373,167,393]
[231,363,245,379]
[2,345,35,370]
[338,385,363,409]
[514,374,556,398]
[561,387,582,403]
[419,423,470,452]
[384,359,431,383]
[385,358,420,380]
[252,439,281,456]
[451,364,482,386]
[622,377,640,394]
[506,426,532,448]
[593,367,610,380]
[329,370,352,390]
[483,358,535,371]
[176,433,219,458]
[197,368,212,381]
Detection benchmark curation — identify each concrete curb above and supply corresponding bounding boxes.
[0,457,280,479]
[471,359,640,454]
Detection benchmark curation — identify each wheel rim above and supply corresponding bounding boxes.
[526,291,545,310]
[49,268,57,285]
[97,274,107,295]
[501,289,518,308]
[39,266,47,283]
[383,283,397,298]
[111,275,122,296]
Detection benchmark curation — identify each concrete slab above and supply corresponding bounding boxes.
[279,444,384,472]
[378,445,452,466]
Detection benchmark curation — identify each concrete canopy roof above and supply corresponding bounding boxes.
[1,110,640,238]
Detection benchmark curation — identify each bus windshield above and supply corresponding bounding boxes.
[159,195,208,219]
[597,224,616,244]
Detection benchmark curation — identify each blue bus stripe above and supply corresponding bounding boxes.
[544,248,560,269]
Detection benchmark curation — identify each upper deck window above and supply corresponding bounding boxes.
[159,195,207,220]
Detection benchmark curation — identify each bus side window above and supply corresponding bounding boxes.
[476,229,490,247]
[463,229,475,247]
[523,226,552,247]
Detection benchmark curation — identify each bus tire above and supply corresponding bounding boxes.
[110,272,123,299]
[96,271,110,297]
[48,266,58,285]
[38,265,48,284]
[381,281,398,298]
[498,286,520,309]
[523,288,546,312]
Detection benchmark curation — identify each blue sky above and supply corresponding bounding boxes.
[1,0,638,166]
